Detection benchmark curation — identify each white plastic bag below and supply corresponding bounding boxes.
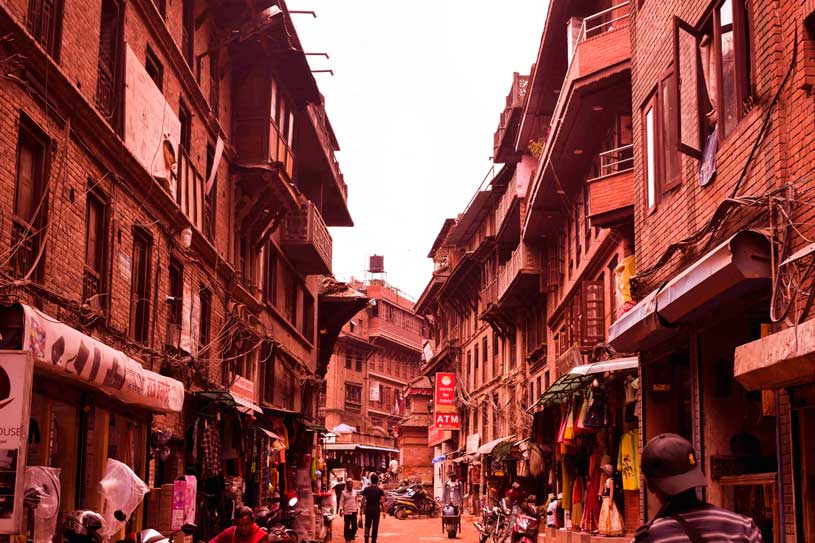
[97,458,150,536]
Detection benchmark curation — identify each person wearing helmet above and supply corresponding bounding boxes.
[210,506,267,543]
[634,433,764,543]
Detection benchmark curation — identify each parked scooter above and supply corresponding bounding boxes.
[509,497,540,543]
[392,486,440,519]
[256,497,300,543]
[473,506,497,543]
[491,499,511,543]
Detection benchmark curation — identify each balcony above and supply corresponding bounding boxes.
[479,279,498,310]
[493,73,529,163]
[368,317,423,352]
[587,144,635,227]
[495,183,521,247]
[497,243,542,306]
[568,3,630,80]
[280,201,333,275]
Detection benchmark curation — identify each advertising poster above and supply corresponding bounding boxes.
[0,351,34,534]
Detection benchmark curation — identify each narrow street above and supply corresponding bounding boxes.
[329,515,480,543]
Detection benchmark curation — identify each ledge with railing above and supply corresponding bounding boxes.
[587,143,635,226]
[495,182,519,233]
[280,201,333,275]
[497,243,541,300]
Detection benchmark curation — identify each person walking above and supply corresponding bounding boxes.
[209,507,267,543]
[339,479,360,542]
[361,473,386,543]
[634,433,764,543]
[442,471,463,511]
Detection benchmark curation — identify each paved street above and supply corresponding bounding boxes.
[329,514,480,543]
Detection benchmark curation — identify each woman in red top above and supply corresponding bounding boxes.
[210,507,268,543]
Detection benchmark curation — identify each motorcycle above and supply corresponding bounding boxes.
[440,504,460,539]
[256,497,300,543]
[392,487,440,519]
[491,499,511,543]
[509,498,540,543]
[473,506,497,543]
[384,483,422,516]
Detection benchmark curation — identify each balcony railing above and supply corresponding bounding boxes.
[498,243,541,300]
[280,201,333,275]
[595,143,633,178]
[480,279,497,310]
[576,2,630,45]
[176,145,205,233]
[495,183,518,233]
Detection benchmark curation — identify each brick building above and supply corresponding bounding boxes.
[0,0,357,539]
[322,277,424,481]
[417,0,815,540]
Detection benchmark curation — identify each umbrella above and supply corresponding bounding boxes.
[331,424,357,435]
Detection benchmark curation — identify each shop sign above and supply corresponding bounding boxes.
[434,412,460,430]
[466,433,480,454]
[370,382,380,402]
[22,305,184,413]
[428,424,452,447]
[435,373,456,412]
[0,351,34,533]
[230,376,257,409]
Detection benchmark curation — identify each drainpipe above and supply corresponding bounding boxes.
[775,390,784,542]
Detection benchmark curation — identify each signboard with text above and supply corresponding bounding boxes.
[0,351,34,534]
[428,424,453,447]
[435,373,456,411]
[434,412,460,430]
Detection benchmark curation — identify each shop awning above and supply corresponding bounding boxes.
[257,428,287,450]
[331,423,357,435]
[305,423,329,434]
[476,435,515,455]
[230,391,263,414]
[531,357,639,409]
[1,304,184,413]
[325,443,357,451]
[357,445,399,453]
[608,230,771,352]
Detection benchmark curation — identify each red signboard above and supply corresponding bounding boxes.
[435,373,456,411]
[428,424,452,446]
[434,412,461,430]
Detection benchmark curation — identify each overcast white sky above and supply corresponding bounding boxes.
[289,1,550,299]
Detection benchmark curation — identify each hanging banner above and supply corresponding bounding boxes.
[20,304,184,413]
[435,373,456,412]
[0,351,34,534]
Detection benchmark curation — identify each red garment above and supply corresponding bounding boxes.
[582,458,602,532]
[209,524,266,543]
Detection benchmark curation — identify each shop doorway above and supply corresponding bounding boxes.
[794,405,815,543]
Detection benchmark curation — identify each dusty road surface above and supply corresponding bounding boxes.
[328,513,481,543]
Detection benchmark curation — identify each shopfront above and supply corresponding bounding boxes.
[0,303,184,541]
[531,357,639,540]
[610,231,778,541]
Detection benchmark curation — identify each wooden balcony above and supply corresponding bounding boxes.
[280,201,332,275]
[480,279,498,310]
[587,144,634,227]
[497,242,542,306]
[495,183,521,247]
[367,317,423,352]
[493,73,529,163]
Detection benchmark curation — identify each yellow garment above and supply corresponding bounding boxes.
[616,255,635,304]
[616,429,640,490]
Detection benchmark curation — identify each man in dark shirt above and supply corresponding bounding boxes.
[361,473,386,543]
[635,433,764,543]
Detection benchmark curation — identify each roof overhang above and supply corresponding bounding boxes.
[317,279,369,377]
[609,230,772,352]
[428,219,457,258]
[448,191,496,245]
[476,435,516,455]
[531,356,638,409]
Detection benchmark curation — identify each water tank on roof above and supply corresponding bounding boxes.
[369,255,384,274]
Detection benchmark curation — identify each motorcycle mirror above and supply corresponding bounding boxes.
[288,497,298,507]
[181,524,197,535]
[114,510,127,522]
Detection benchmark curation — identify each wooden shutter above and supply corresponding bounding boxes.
[673,16,703,159]
[582,280,605,346]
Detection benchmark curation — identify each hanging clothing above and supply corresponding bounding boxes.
[617,429,640,490]
[571,476,585,531]
[597,478,623,536]
[575,393,590,433]
[201,423,222,478]
[584,387,608,428]
[582,454,601,533]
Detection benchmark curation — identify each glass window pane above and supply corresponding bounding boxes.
[719,0,737,136]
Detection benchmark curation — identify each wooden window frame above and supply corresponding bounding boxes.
[130,228,152,343]
[581,280,606,347]
[27,0,64,60]
[181,0,195,68]
[83,188,109,310]
[198,285,212,358]
[643,70,681,210]
[168,257,184,326]
[262,242,278,306]
[145,45,163,92]
[179,100,191,151]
